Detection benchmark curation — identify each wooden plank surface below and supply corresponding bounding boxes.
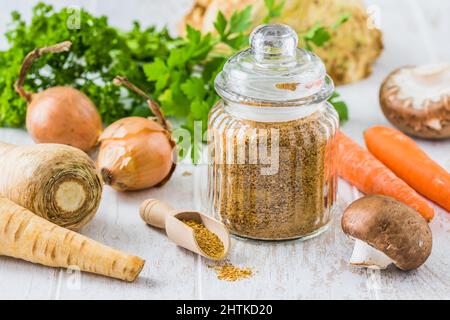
[0,0,449,300]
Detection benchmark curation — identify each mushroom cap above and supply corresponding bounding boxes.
[380,64,450,139]
[342,195,432,270]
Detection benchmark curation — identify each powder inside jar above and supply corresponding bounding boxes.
[208,106,338,240]
[182,220,225,259]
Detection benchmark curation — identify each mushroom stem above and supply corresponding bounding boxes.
[350,239,393,269]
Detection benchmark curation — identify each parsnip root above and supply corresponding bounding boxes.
[0,141,103,230]
[0,197,144,282]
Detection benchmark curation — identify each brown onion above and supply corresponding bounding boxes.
[97,77,176,191]
[15,41,103,152]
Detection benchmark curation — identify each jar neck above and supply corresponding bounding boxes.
[224,101,323,122]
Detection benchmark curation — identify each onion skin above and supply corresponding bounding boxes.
[15,41,103,153]
[97,117,175,191]
[26,87,103,152]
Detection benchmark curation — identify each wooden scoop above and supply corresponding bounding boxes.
[140,199,230,260]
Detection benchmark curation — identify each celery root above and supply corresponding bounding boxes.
[0,141,102,230]
[0,197,144,282]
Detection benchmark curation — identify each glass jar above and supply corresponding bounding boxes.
[207,24,339,241]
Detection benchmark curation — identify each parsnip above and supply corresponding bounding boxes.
[0,197,144,282]
[0,141,102,230]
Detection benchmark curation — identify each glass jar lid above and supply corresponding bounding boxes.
[215,24,334,106]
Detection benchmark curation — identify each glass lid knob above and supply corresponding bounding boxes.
[250,24,299,62]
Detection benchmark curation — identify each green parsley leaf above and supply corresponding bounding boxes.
[264,0,285,23]
[229,5,252,34]
[224,34,249,50]
[329,91,349,123]
[300,14,350,49]
[181,77,207,101]
[332,13,351,30]
[143,58,169,93]
[186,25,201,44]
[304,25,331,48]
[190,99,210,120]
[214,11,227,37]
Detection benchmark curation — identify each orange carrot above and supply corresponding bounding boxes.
[364,126,450,213]
[337,132,434,221]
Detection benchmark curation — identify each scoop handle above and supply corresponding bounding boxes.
[140,199,174,229]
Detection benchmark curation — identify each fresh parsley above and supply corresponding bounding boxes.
[264,0,286,23]
[301,14,350,50]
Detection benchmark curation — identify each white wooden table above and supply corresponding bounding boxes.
[0,0,449,300]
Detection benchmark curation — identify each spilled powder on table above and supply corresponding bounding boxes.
[208,261,254,282]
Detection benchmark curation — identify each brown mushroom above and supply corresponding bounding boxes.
[380,63,450,139]
[342,195,432,271]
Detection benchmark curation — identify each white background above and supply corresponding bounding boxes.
[0,0,449,299]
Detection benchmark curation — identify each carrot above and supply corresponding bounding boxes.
[337,132,434,221]
[364,126,450,213]
[0,197,144,282]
